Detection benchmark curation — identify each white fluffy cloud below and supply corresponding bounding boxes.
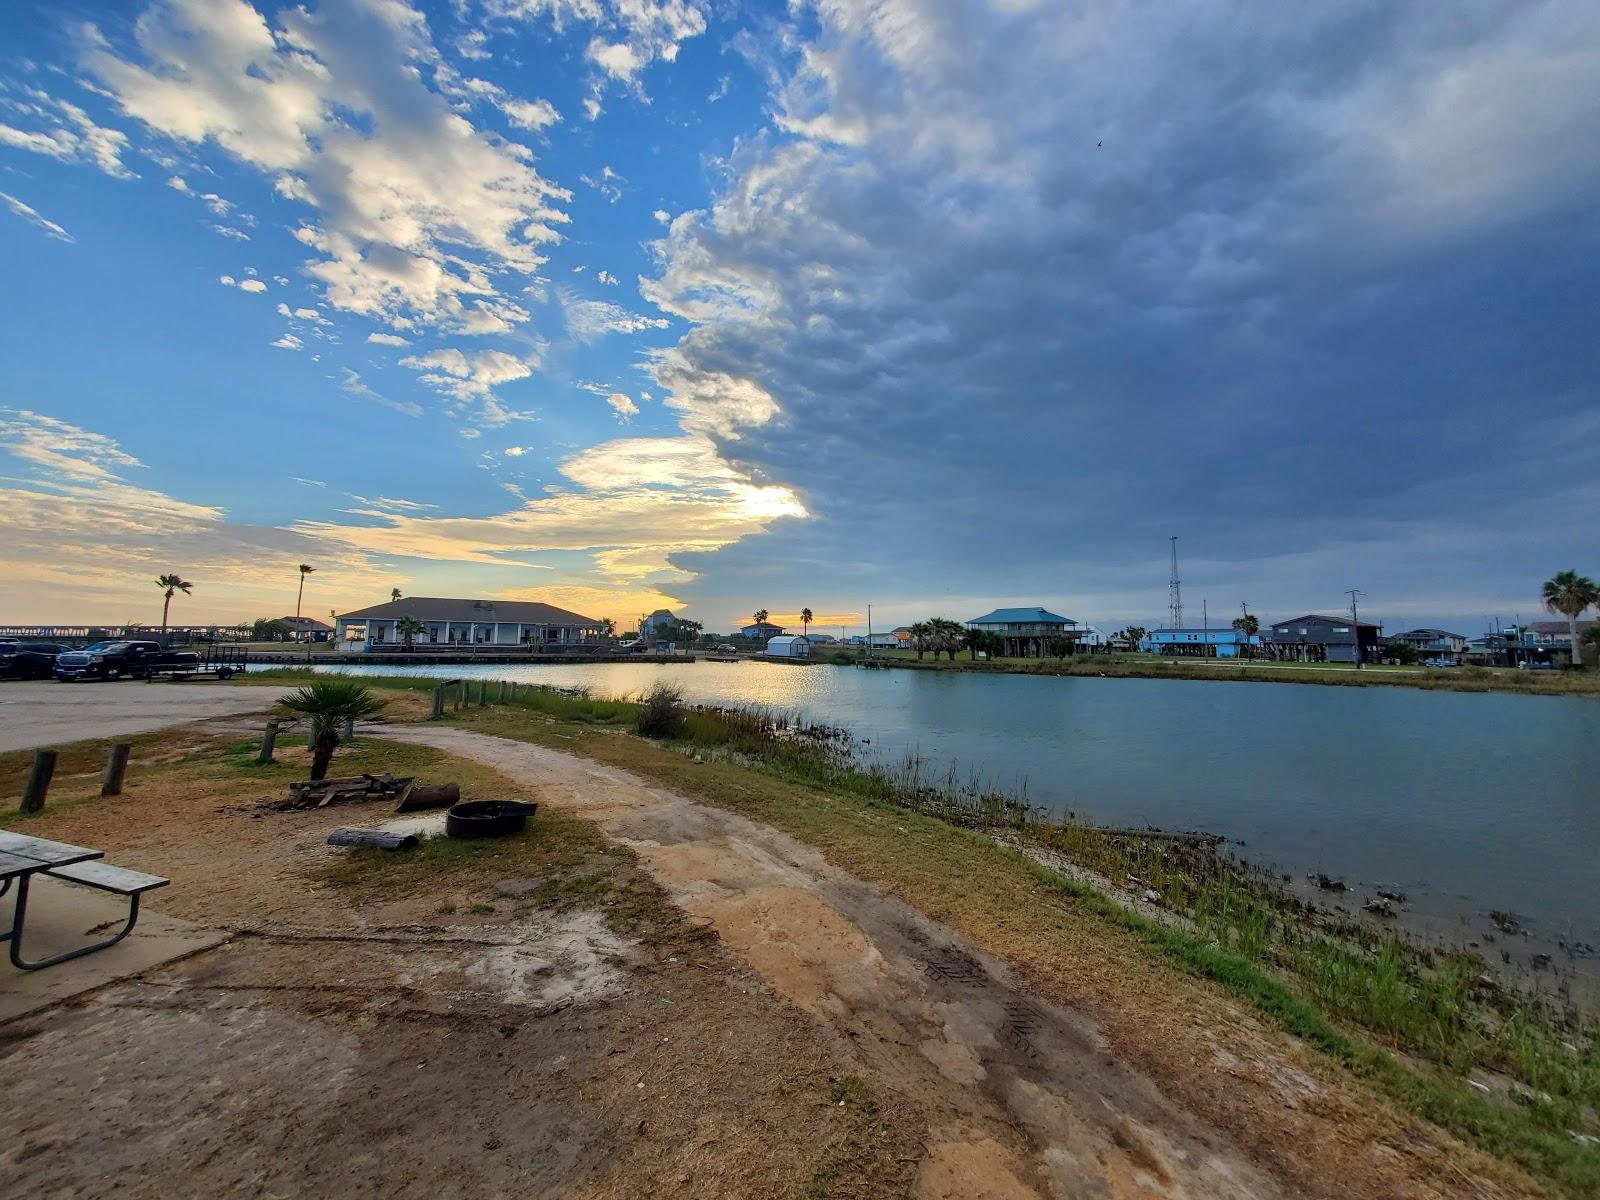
[486,0,709,106]
[560,291,671,340]
[271,333,303,350]
[84,0,569,333]
[0,92,135,178]
[607,392,638,419]
[367,332,410,346]
[400,347,536,406]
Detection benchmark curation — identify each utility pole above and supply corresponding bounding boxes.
[1346,588,1365,669]
[1168,536,1183,630]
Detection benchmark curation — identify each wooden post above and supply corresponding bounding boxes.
[20,750,57,814]
[474,680,486,706]
[454,681,465,712]
[430,684,445,720]
[101,742,132,797]
[257,720,280,765]
[342,717,356,741]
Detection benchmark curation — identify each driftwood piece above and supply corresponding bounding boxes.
[327,828,418,850]
[393,782,460,813]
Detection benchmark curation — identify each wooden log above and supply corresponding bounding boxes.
[429,684,445,720]
[256,720,280,765]
[393,782,460,813]
[100,742,132,797]
[326,828,418,850]
[20,750,57,814]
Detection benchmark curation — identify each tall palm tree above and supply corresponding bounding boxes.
[276,680,385,780]
[753,609,769,629]
[391,587,402,603]
[295,563,316,618]
[800,607,813,638]
[1542,570,1599,669]
[601,617,616,639]
[155,574,192,632]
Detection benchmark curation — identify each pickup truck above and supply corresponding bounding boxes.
[53,640,208,682]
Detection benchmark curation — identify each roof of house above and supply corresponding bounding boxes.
[1268,614,1381,630]
[967,607,1074,626]
[336,597,600,626]
[643,609,675,620]
[767,634,808,644]
[1391,627,1466,640]
[1527,620,1599,636]
[277,616,332,632]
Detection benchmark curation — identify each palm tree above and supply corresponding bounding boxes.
[391,587,402,603]
[928,617,965,661]
[276,680,385,781]
[800,607,813,638]
[1542,570,1599,669]
[909,620,931,660]
[601,617,616,639]
[396,616,425,650]
[155,574,192,632]
[962,625,988,661]
[295,563,316,618]
[753,609,769,635]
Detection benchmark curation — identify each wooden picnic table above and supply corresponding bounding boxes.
[0,831,165,971]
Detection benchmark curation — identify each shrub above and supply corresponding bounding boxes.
[635,681,686,738]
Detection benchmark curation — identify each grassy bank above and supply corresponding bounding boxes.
[854,650,1600,695]
[434,681,1597,1195]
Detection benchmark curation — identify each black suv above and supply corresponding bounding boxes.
[0,641,70,680]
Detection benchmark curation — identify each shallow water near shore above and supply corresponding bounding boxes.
[316,659,1600,996]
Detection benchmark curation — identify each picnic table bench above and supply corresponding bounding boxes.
[0,831,169,971]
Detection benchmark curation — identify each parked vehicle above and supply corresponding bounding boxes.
[716,643,738,653]
[52,641,247,682]
[0,641,70,680]
[54,640,195,681]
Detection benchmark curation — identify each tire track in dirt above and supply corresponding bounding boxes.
[379,726,1287,1200]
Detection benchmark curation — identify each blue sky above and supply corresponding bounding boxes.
[2,1,1597,636]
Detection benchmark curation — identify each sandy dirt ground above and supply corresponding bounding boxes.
[378,726,1300,1199]
[0,733,925,1199]
[0,680,290,752]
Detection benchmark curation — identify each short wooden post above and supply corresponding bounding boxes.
[257,720,280,765]
[342,717,356,741]
[20,750,57,814]
[101,742,132,797]
[474,680,486,706]
[453,681,465,711]
[430,684,445,719]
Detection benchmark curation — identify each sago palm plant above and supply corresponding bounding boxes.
[275,680,385,780]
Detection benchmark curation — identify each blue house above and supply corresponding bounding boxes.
[1142,628,1259,658]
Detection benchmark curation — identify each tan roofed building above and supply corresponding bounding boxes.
[334,597,604,651]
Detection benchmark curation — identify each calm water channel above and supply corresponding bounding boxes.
[320,660,1600,982]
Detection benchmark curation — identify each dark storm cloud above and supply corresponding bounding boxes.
[647,0,1600,628]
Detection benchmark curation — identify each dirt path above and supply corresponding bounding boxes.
[379,725,1289,1200]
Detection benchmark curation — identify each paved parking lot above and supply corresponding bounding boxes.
[0,680,289,753]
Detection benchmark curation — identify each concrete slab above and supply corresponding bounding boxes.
[0,875,226,1024]
[0,680,291,753]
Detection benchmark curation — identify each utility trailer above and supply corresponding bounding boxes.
[149,644,250,681]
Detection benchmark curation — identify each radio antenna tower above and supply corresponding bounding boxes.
[1168,536,1183,629]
